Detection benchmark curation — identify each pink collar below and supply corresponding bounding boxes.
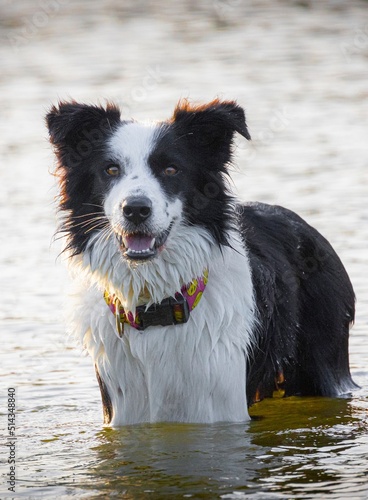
[104,269,208,335]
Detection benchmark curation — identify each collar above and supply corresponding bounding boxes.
[104,269,209,335]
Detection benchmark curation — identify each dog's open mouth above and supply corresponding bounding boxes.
[116,223,173,261]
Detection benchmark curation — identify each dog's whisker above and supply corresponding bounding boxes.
[69,216,110,230]
[82,202,104,209]
[85,223,109,234]
[70,212,106,220]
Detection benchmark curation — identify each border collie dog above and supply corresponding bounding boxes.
[47,99,356,426]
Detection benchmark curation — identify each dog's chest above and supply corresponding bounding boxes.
[76,239,255,425]
[103,307,250,425]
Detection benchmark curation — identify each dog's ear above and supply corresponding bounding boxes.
[171,99,250,171]
[172,98,251,143]
[46,101,121,164]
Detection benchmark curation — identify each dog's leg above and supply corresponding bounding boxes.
[95,365,113,424]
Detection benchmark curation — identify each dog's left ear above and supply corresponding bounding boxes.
[46,101,121,168]
[172,98,251,143]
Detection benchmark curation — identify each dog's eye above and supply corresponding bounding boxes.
[163,166,179,176]
[105,165,120,177]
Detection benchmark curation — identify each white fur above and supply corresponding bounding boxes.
[106,122,181,240]
[66,121,257,425]
[69,232,256,425]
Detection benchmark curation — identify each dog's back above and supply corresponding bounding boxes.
[239,202,356,404]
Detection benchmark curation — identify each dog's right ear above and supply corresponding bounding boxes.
[172,99,251,142]
[170,99,250,173]
[46,101,121,161]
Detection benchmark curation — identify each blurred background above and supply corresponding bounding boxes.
[1,1,368,498]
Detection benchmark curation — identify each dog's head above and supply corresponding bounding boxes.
[46,99,250,265]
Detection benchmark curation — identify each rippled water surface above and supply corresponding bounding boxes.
[1,1,368,498]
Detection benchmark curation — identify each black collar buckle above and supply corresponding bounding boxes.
[135,294,190,331]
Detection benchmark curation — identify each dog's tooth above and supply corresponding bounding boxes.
[150,238,156,249]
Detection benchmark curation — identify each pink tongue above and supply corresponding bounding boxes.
[125,235,154,251]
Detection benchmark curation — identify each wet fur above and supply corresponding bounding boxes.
[47,99,357,425]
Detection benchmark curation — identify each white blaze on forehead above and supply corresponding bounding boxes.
[108,121,162,170]
[105,121,163,211]
[104,121,182,232]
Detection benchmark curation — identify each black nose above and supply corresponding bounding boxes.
[122,196,152,225]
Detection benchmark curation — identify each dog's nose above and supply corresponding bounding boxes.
[122,196,152,225]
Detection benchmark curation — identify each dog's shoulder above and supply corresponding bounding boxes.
[237,200,354,298]
[237,201,355,402]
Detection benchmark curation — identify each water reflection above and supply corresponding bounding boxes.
[250,397,367,498]
[81,396,367,498]
[89,422,258,497]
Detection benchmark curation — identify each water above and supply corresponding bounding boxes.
[1,1,368,498]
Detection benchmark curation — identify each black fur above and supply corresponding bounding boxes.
[46,101,122,254]
[239,202,357,403]
[148,100,250,247]
[95,365,113,424]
